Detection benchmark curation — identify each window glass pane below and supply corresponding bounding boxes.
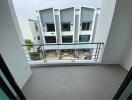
[46,24,55,32]
[35,23,38,32]
[61,23,70,31]
[45,36,56,43]
[62,36,73,43]
[0,89,9,100]
[45,50,60,60]
[37,36,40,40]
[60,49,77,60]
[77,49,93,60]
[82,22,92,31]
[79,35,90,42]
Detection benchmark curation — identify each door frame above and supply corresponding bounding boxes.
[113,67,132,100]
[0,54,26,100]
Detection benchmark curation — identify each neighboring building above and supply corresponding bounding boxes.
[28,19,43,44]
[60,7,74,44]
[38,6,100,44]
[18,16,43,44]
[18,16,34,42]
[36,6,101,61]
[17,6,101,61]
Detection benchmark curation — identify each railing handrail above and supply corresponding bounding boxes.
[22,42,104,62]
[22,42,104,46]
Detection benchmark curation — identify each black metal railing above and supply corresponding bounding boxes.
[22,43,104,62]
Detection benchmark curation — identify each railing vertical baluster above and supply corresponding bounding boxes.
[96,43,101,61]
[41,45,44,61]
[58,44,61,60]
[94,44,99,61]
[75,43,79,60]
[74,43,75,61]
[42,44,47,62]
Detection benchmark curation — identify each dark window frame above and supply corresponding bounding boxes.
[61,23,71,31]
[37,36,40,40]
[79,35,91,42]
[34,22,38,32]
[45,36,56,43]
[81,22,92,31]
[46,23,55,32]
[62,36,73,43]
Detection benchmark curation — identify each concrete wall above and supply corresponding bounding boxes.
[0,0,32,88]
[92,12,100,42]
[74,15,79,42]
[40,8,54,23]
[60,8,74,23]
[94,0,116,43]
[121,34,132,71]
[55,15,61,43]
[102,0,132,71]
[81,7,94,22]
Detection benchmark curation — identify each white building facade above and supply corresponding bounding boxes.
[18,16,43,44]
[29,6,102,62]
[19,5,102,62]
[38,6,100,44]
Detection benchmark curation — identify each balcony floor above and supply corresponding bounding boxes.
[22,64,127,100]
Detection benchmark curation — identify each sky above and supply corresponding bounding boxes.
[12,0,103,20]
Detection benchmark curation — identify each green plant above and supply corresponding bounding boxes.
[25,39,33,51]
[29,52,41,60]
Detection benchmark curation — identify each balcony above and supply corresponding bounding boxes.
[22,43,104,65]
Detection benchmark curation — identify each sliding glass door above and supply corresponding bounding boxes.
[0,88,9,100]
[0,54,26,100]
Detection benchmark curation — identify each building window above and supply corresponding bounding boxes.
[35,25,38,31]
[62,36,73,43]
[79,35,91,42]
[37,36,40,40]
[82,22,92,31]
[45,36,56,43]
[46,24,55,32]
[34,22,38,32]
[61,23,70,31]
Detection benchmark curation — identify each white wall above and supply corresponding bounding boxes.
[121,35,132,71]
[120,0,132,71]
[92,0,117,62]
[18,16,34,42]
[0,0,32,88]
[94,0,117,43]
[102,0,132,70]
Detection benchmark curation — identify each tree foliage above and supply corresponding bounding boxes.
[25,39,33,51]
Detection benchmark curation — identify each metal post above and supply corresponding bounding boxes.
[42,44,47,62]
[94,44,99,61]
[96,43,101,61]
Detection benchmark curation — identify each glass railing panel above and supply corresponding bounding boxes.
[77,49,93,60]
[58,44,77,60]
[45,50,60,61]
[44,44,60,61]
[75,43,97,61]
[22,43,104,63]
[23,45,44,61]
[60,49,78,60]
